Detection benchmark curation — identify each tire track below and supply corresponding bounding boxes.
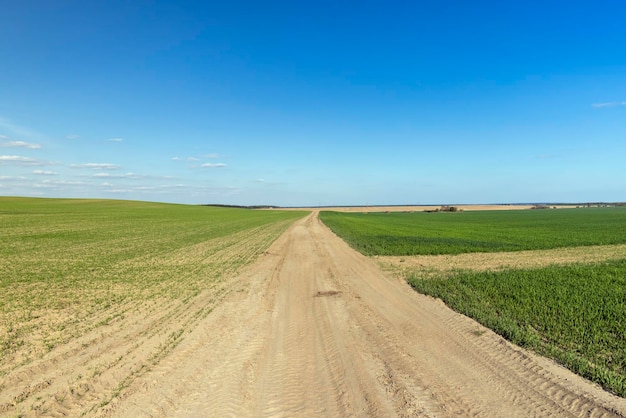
[253,223,353,416]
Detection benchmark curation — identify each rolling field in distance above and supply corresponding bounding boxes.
[0,197,306,414]
[320,207,626,396]
[320,207,626,255]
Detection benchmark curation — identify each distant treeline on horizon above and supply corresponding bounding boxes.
[201,204,280,209]
[202,202,626,210]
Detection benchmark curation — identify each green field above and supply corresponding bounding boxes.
[0,197,306,368]
[319,208,626,255]
[409,262,626,396]
[320,208,626,396]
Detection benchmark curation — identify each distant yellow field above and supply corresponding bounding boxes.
[273,204,536,212]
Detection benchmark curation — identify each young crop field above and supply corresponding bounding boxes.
[0,197,306,414]
[319,208,626,255]
[320,208,626,397]
[408,262,626,396]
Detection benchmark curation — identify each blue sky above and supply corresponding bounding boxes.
[1,1,625,206]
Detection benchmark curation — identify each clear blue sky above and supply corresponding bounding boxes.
[1,1,625,206]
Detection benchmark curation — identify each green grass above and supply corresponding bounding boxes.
[408,261,626,396]
[0,197,307,365]
[320,208,626,255]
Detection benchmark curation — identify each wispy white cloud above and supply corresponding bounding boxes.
[252,178,285,186]
[172,156,200,161]
[126,183,239,195]
[97,172,175,180]
[201,163,227,168]
[173,154,221,162]
[70,163,121,170]
[32,183,56,189]
[90,172,143,179]
[592,101,626,108]
[0,139,41,149]
[66,134,80,140]
[107,137,124,142]
[1,171,240,202]
[104,188,135,193]
[42,179,87,186]
[0,155,48,166]
[33,170,58,175]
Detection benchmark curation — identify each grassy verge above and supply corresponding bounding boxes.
[320,208,626,255]
[408,261,626,396]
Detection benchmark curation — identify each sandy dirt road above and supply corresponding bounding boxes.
[101,211,626,417]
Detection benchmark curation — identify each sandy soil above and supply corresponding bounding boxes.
[379,243,626,278]
[3,212,625,417]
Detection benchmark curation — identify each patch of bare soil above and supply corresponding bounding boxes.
[3,213,625,417]
[378,244,626,278]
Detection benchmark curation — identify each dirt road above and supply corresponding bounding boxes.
[99,212,624,417]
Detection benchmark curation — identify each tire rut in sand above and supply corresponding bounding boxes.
[253,223,361,416]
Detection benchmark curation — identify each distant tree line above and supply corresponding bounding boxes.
[201,204,279,209]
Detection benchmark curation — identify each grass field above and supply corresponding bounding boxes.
[0,197,306,375]
[320,207,626,396]
[319,207,626,255]
[409,262,626,396]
